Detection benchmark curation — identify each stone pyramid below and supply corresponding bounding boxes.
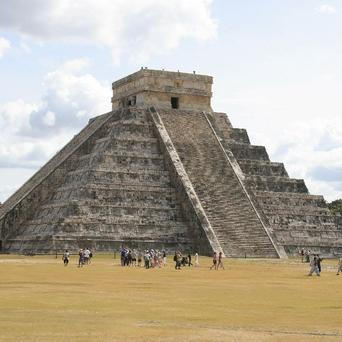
[0,69,341,257]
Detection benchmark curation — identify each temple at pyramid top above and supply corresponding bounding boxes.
[111,68,213,111]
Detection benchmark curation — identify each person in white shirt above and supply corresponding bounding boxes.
[62,250,70,266]
[83,248,90,264]
[194,253,199,267]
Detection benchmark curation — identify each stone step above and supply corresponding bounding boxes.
[50,191,178,208]
[36,205,183,224]
[224,141,270,161]
[54,183,177,197]
[26,219,189,231]
[108,121,156,139]
[237,160,288,177]
[63,169,171,187]
[261,206,331,216]
[271,222,338,230]
[106,138,160,154]
[78,152,165,170]
[254,192,329,218]
[245,175,308,193]
[228,128,250,144]
[266,214,336,225]
[41,198,180,209]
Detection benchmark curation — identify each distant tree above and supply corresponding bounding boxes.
[328,199,342,215]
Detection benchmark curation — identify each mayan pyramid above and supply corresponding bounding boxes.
[0,69,341,257]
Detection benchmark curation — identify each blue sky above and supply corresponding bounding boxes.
[0,0,341,202]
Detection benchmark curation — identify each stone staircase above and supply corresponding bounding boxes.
[4,108,193,253]
[209,112,342,256]
[157,109,279,258]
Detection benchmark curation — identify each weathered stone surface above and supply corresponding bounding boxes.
[0,68,341,257]
[208,111,342,256]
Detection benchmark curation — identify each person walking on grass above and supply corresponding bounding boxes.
[308,255,320,276]
[162,250,167,267]
[188,253,193,267]
[89,249,93,264]
[316,254,323,273]
[83,248,90,265]
[337,257,342,275]
[210,252,217,270]
[62,250,70,266]
[300,248,305,263]
[174,251,182,270]
[216,251,225,270]
[194,253,199,267]
[78,249,84,268]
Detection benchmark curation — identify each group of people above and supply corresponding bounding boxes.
[173,251,199,269]
[77,248,93,267]
[62,247,342,276]
[120,247,168,269]
[300,248,313,263]
[210,251,225,270]
[307,254,323,276]
[143,249,167,269]
[300,248,342,276]
[62,248,93,267]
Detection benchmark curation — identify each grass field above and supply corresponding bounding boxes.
[0,254,342,341]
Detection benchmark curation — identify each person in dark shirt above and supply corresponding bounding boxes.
[188,253,193,267]
[316,255,323,273]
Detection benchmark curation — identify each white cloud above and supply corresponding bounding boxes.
[0,0,216,63]
[28,61,111,135]
[316,4,336,14]
[0,59,112,202]
[42,110,56,126]
[0,60,111,137]
[264,117,342,202]
[0,37,11,58]
[19,41,32,54]
[60,58,91,74]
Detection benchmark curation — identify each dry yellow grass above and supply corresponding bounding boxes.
[0,254,342,341]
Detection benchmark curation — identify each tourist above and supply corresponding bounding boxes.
[131,250,137,266]
[174,251,182,270]
[162,250,167,266]
[308,255,320,276]
[62,250,70,266]
[216,251,225,270]
[188,253,193,267]
[337,257,342,275]
[78,249,84,267]
[144,250,150,269]
[316,255,323,273]
[210,252,217,270]
[126,250,132,266]
[300,249,305,263]
[194,253,199,267]
[89,249,93,264]
[181,255,188,267]
[305,249,311,263]
[83,248,90,264]
[153,251,160,268]
[137,251,142,267]
[120,247,126,266]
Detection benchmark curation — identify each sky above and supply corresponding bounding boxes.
[0,0,341,202]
